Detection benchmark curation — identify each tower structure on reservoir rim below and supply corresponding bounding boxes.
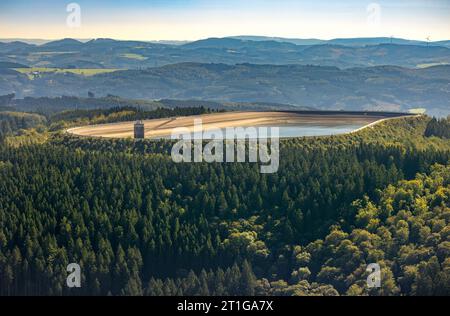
[134,120,145,139]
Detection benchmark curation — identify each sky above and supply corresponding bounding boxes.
[0,0,449,41]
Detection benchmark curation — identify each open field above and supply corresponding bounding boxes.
[120,53,148,60]
[416,62,450,68]
[13,67,122,78]
[408,108,427,114]
[67,111,409,139]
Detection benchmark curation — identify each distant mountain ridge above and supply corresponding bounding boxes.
[1,37,449,69]
[3,36,449,47]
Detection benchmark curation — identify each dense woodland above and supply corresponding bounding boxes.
[425,117,450,139]
[0,95,302,117]
[0,108,448,295]
[0,111,46,138]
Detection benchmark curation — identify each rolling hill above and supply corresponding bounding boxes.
[1,37,449,69]
[1,63,449,116]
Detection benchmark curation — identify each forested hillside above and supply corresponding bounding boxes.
[0,113,448,295]
[425,117,450,139]
[0,111,46,138]
[1,38,449,69]
[1,95,303,116]
[1,64,449,116]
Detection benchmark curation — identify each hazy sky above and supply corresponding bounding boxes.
[1,0,449,41]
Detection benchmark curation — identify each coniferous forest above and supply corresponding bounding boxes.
[425,117,450,139]
[0,107,448,296]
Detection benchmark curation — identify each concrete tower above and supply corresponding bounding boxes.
[134,120,145,139]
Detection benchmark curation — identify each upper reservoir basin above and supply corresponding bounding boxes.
[67,111,408,140]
